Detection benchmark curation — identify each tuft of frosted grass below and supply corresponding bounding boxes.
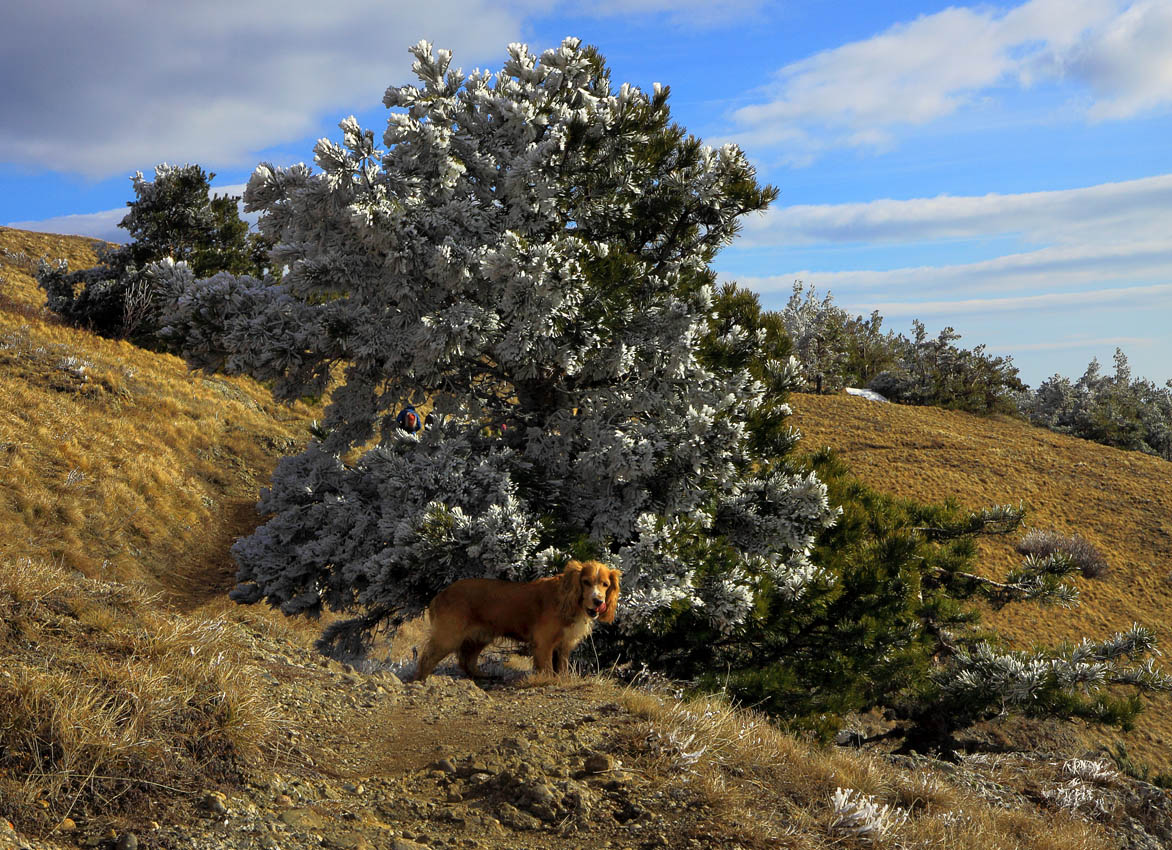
[1062,758,1116,784]
[56,355,91,380]
[829,787,908,841]
[1043,779,1115,818]
[646,724,708,769]
[1036,758,1119,819]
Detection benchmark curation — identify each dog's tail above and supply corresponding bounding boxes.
[314,605,398,660]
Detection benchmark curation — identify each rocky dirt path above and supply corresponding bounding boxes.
[121,625,735,850]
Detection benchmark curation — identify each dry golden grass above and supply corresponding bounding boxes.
[791,391,1172,771]
[0,227,105,310]
[0,227,321,833]
[0,227,316,604]
[622,688,1113,850]
[0,556,273,832]
[0,227,1160,847]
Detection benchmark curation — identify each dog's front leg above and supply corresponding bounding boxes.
[533,640,556,674]
[554,645,570,675]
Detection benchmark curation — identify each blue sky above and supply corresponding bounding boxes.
[3,0,1170,388]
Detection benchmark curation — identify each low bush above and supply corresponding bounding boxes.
[37,164,274,348]
[778,285,1024,414]
[866,321,1024,415]
[1016,529,1110,579]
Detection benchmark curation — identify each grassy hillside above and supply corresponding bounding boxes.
[0,226,319,840]
[0,227,315,601]
[0,227,1159,849]
[792,391,1172,771]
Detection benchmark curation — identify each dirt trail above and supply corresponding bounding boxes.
[138,621,741,850]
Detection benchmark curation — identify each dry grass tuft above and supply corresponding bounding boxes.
[1016,528,1110,579]
[0,557,273,831]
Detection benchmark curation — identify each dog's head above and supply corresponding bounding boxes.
[560,559,620,624]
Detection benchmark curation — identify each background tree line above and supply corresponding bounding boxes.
[779,282,1172,460]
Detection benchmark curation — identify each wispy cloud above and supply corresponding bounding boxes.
[7,183,251,243]
[738,238,1172,297]
[731,0,1172,161]
[6,209,125,243]
[741,174,1172,248]
[0,1,524,178]
[1004,336,1153,352]
[850,282,1172,318]
[732,173,1172,314]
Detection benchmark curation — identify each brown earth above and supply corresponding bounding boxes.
[791,391,1172,772]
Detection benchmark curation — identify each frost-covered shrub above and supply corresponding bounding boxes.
[160,39,838,657]
[1062,758,1116,784]
[38,164,271,347]
[38,246,145,340]
[779,282,901,393]
[829,787,907,842]
[867,321,1024,415]
[777,286,1022,412]
[914,624,1172,751]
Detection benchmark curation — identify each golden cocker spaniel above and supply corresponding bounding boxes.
[415,560,620,681]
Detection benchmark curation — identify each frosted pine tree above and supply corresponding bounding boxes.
[158,39,837,656]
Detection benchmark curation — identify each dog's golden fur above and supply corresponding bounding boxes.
[415,560,620,681]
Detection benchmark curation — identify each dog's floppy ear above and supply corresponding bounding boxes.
[559,560,584,620]
[600,567,620,624]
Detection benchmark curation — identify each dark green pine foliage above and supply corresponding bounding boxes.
[703,449,991,741]
[609,408,1171,752]
[775,453,1166,751]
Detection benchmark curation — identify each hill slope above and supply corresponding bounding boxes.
[0,227,1166,849]
[792,392,1172,771]
[0,227,316,601]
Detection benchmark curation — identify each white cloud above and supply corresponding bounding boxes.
[731,0,1172,160]
[734,173,1172,306]
[729,174,1172,321]
[741,174,1172,248]
[1006,336,1153,352]
[7,182,252,242]
[6,209,126,243]
[852,282,1172,318]
[736,238,1172,296]
[1068,1,1172,119]
[0,1,524,178]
